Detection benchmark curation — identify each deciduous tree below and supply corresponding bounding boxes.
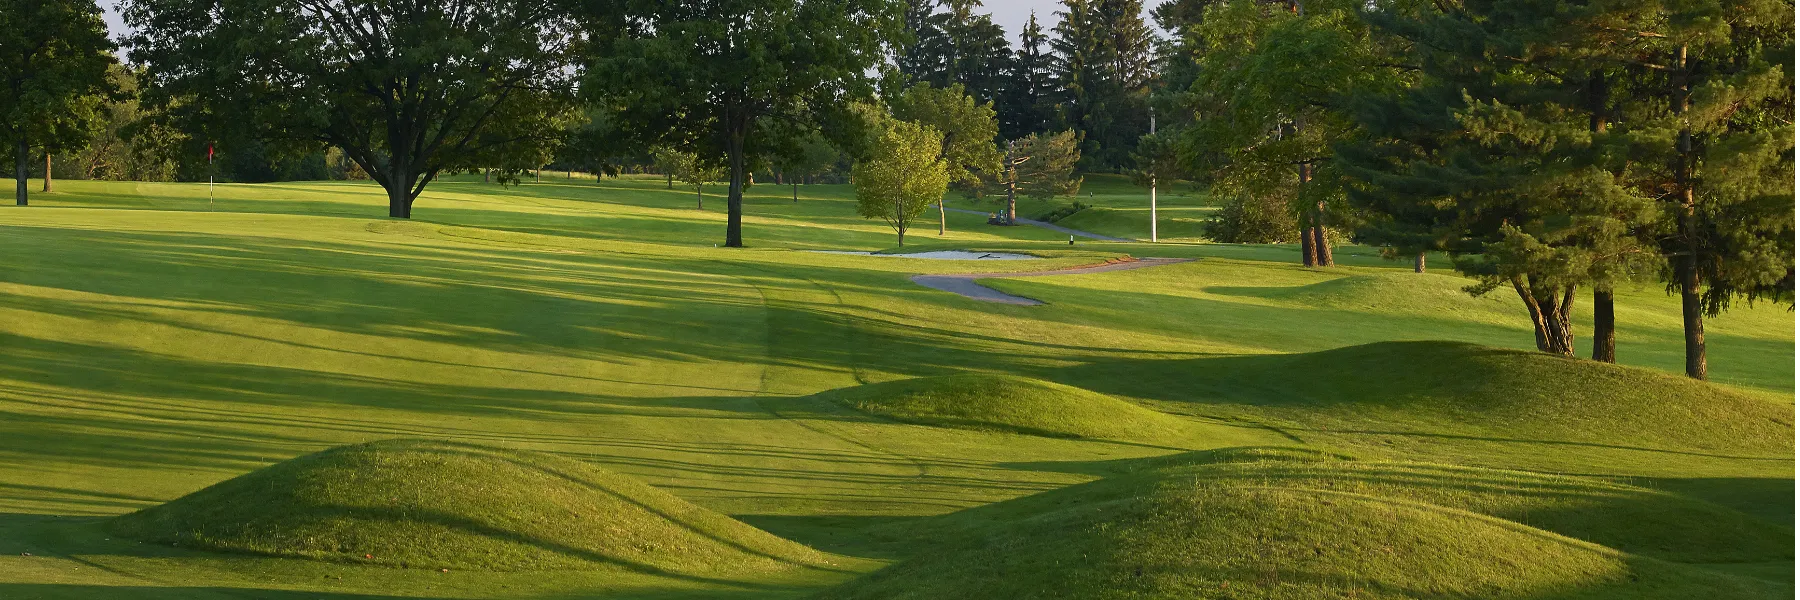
[0,0,115,206]
[854,117,950,246]
[891,82,1003,235]
[123,0,578,218]
[580,0,900,247]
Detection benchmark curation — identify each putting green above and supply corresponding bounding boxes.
[0,174,1790,598]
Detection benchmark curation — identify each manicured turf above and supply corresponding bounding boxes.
[818,374,1190,442]
[110,439,835,574]
[0,174,1790,599]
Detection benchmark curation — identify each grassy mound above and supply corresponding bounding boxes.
[827,454,1787,599]
[1074,341,1794,457]
[1219,272,1517,318]
[822,375,1187,442]
[109,439,829,573]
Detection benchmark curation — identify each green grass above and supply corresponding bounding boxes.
[818,374,1190,442]
[821,453,1787,600]
[950,173,1219,241]
[0,173,1789,598]
[110,439,836,574]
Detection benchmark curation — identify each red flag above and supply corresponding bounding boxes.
[207,144,214,163]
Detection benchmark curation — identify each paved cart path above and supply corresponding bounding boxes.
[910,258,1195,305]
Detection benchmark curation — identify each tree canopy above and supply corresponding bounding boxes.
[854,116,950,246]
[580,0,900,247]
[1,0,116,206]
[123,0,579,217]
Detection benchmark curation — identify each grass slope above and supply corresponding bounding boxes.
[0,175,1788,598]
[824,453,1789,599]
[820,375,1188,442]
[1064,341,1793,473]
[110,439,830,574]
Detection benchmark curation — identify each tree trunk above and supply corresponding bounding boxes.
[792,182,798,203]
[697,185,704,210]
[1512,277,1551,352]
[897,227,905,247]
[725,129,745,247]
[484,169,490,183]
[1592,289,1615,363]
[15,138,28,206]
[1671,43,1705,380]
[667,173,672,189]
[1312,218,1333,266]
[937,200,946,235]
[1006,179,1018,225]
[775,170,783,185]
[1414,252,1426,273]
[1300,223,1317,267]
[42,152,50,192]
[1677,254,1707,379]
[386,183,410,218]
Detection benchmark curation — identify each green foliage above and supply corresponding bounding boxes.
[1050,0,1156,170]
[1203,192,1297,243]
[110,439,830,573]
[1172,0,1404,258]
[997,12,1060,139]
[1012,130,1082,199]
[821,374,1189,442]
[853,117,950,245]
[0,0,117,203]
[891,82,1004,190]
[580,0,901,247]
[122,0,578,217]
[896,0,1013,107]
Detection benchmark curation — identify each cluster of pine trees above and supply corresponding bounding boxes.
[1155,0,1793,378]
[895,0,1157,171]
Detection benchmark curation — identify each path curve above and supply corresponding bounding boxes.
[911,257,1194,305]
[944,207,1135,242]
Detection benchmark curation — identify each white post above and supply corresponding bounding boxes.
[1149,106,1158,243]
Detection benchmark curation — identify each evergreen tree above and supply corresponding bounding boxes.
[1339,0,1671,357]
[1050,0,1155,170]
[1619,0,1794,378]
[998,12,1060,139]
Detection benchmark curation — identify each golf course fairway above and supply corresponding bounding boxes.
[0,174,1790,599]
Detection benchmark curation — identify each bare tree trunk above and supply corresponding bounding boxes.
[725,129,745,247]
[792,182,798,203]
[1414,252,1426,273]
[937,200,946,235]
[42,153,50,192]
[1300,221,1317,267]
[14,138,27,206]
[1592,289,1615,363]
[1006,179,1018,225]
[1512,276,1551,352]
[1677,254,1707,379]
[697,185,704,210]
[484,169,490,183]
[666,172,672,189]
[1312,218,1333,266]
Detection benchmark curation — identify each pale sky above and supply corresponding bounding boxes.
[102,0,1164,48]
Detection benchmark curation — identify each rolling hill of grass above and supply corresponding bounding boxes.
[818,374,1189,442]
[0,174,1788,598]
[823,453,1789,599]
[110,439,832,574]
